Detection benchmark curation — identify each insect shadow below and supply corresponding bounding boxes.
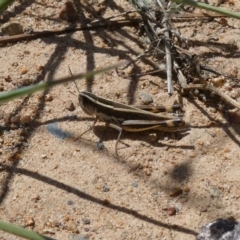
[91,124,193,150]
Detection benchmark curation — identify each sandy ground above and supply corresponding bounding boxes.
[1,0,240,239]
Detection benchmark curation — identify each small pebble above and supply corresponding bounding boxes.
[31,194,40,202]
[14,153,21,160]
[207,130,216,138]
[82,218,90,225]
[37,66,44,71]
[66,220,77,232]
[131,181,138,187]
[67,200,74,205]
[97,142,104,150]
[24,216,35,227]
[4,75,11,82]
[139,91,153,105]
[143,167,151,176]
[69,234,89,240]
[164,207,177,216]
[102,185,110,192]
[21,78,32,86]
[11,116,20,124]
[65,101,75,111]
[148,133,157,142]
[45,94,53,101]
[59,1,78,22]
[10,123,18,129]
[20,115,31,125]
[228,110,240,124]
[12,62,19,67]
[128,161,140,170]
[169,187,183,197]
[21,66,28,75]
[42,229,56,234]
[182,185,190,193]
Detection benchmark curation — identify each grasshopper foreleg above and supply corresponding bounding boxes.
[80,117,99,138]
[108,123,123,159]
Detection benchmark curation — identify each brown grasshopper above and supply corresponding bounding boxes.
[69,68,187,158]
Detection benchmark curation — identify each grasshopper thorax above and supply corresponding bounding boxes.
[78,92,96,116]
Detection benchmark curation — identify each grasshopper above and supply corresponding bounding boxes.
[69,68,187,158]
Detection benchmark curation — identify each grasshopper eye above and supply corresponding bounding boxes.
[78,94,95,115]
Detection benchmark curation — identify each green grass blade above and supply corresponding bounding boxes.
[0,63,122,104]
[171,0,240,20]
[0,0,15,12]
[0,220,55,240]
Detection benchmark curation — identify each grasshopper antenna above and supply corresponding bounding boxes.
[68,66,80,94]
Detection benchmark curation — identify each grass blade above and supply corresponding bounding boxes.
[171,0,240,20]
[0,63,122,104]
[0,220,55,240]
[0,0,15,12]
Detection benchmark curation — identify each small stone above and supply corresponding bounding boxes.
[115,91,120,98]
[82,218,90,225]
[10,116,20,124]
[21,79,32,86]
[21,66,28,75]
[169,187,183,197]
[211,77,225,88]
[66,220,77,232]
[144,167,151,176]
[20,115,31,125]
[139,91,153,105]
[182,185,190,193]
[95,6,105,15]
[131,181,138,187]
[10,124,18,129]
[0,85,4,91]
[24,216,35,227]
[148,133,157,142]
[196,218,240,240]
[65,101,75,111]
[102,185,110,192]
[4,75,11,82]
[207,130,216,138]
[69,234,89,240]
[166,207,176,216]
[1,22,24,36]
[45,94,53,101]
[42,229,56,234]
[128,161,140,170]
[97,142,104,150]
[59,1,78,22]
[37,66,44,71]
[41,154,47,159]
[67,200,74,205]
[12,62,19,67]
[14,153,21,160]
[31,194,40,202]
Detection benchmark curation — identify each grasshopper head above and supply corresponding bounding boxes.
[78,92,95,115]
